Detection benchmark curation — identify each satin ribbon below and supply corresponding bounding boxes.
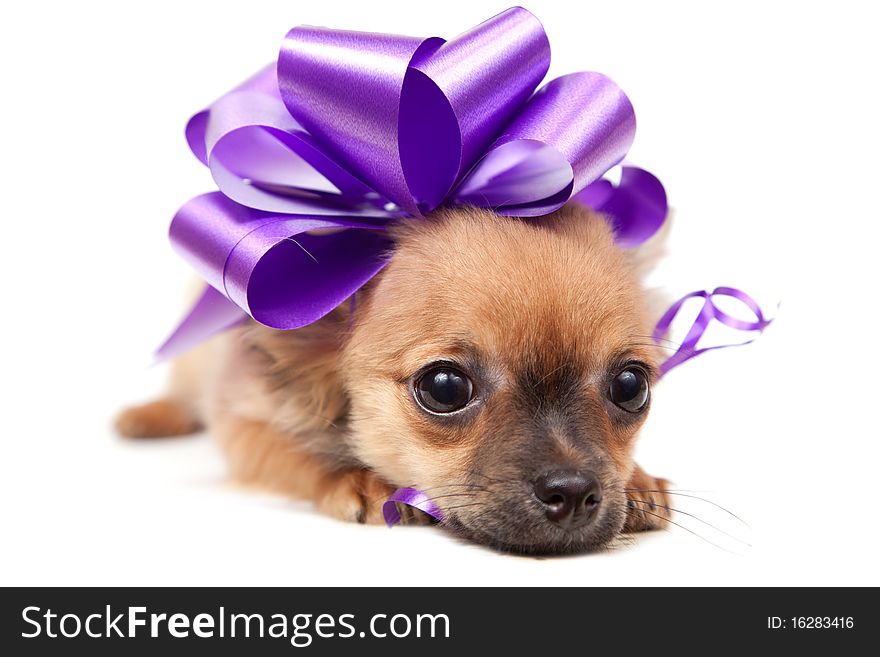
[383,488,445,527]
[653,287,773,376]
[157,7,670,360]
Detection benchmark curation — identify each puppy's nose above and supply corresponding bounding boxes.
[533,469,602,529]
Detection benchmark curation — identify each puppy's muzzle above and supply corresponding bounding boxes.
[533,469,603,530]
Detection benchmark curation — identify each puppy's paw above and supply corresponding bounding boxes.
[316,470,396,525]
[115,399,202,438]
[623,466,672,532]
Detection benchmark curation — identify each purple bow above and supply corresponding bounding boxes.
[156,7,669,360]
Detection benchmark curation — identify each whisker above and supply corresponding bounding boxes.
[625,489,750,528]
[393,502,485,524]
[531,363,572,389]
[659,488,716,493]
[422,492,483,503]
[628,499,751,547]
[460,504,501,526]
[367,483,486,506]
[462,470,508,486]
[280,236,319,263]
[300,410,345,431]
[632,334,683,348]
[413,483,488,495]
[611,533,638,551]
[626,342,686,353]
[439,502,485,513]
[634,507,742,554]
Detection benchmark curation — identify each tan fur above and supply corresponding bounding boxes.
[115,399,202,438]
[118,204,672,550]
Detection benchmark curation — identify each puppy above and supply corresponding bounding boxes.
[117,203,672,554]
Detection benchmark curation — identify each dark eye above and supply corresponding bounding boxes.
[609,366,650,413]
[415,367,474,413]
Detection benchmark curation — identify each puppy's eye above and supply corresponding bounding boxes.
[609,366,649,413]
[415,367,474,413]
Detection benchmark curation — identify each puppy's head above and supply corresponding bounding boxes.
[342,204,659,554]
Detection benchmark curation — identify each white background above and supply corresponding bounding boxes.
[2,0,878,586]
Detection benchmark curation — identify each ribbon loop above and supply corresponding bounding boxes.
[455,72,637,215]
[574,166,668,247]
[278,27,440,215]
[169,193,391,337]
[187,65,396,218]
[401,7,550,210]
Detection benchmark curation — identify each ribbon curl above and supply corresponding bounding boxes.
[157,7,669,360]
[383,488,445,527]
[654,287,773,376]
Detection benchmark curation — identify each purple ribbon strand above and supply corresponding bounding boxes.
[653,287,773,376]
[383,488,445,527]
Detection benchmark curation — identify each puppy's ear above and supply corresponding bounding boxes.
[622,209,674,328]
[624,208,674,281]
[238,306,352,435]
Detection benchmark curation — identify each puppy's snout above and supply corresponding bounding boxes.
[533,469,603,529]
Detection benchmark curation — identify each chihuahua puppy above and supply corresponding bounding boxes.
[117,203,672,554]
